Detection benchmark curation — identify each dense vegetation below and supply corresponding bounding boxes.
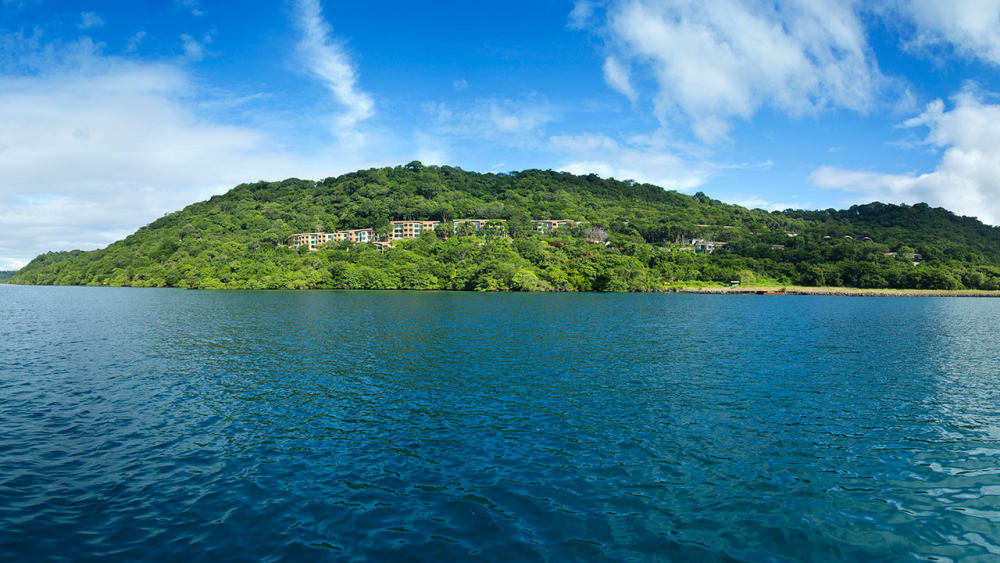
[0,271,15,281]
[10,163,1000,291]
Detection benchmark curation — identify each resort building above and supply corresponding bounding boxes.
[391,220,440,239]
[289,228,375,250]
[452,219,498,233]
[531,219,575,233]
[693,239,726,254]
[290,218,581,249]
[326,228,374,244]
[288,232,325,251]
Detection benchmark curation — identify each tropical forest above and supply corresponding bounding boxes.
[9,163,1000,291]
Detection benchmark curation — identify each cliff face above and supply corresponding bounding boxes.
[9,165,1000,291]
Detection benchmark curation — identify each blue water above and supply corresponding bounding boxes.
[2,286,1000,561]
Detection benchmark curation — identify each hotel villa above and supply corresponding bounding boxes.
[289,219,576,251]
[532,219,574,233]
[288,228,373,251]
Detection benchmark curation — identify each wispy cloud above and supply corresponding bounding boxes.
[729,195,807,212]
[602,55,636,103]
[79,11,104,30]
[124,31,146,54]
[550,133,711,191]
[568,0,597,29]
[1,0,41,14]
[293,0,374,141]
[174,0,204,17]
[180,32,210,62]
[425,96,556,147]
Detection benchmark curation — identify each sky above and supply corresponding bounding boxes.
[2,0,1000,269]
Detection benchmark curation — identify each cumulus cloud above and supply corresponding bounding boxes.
[810,91,1000,224]
[897,0,1000,65]
[0,37,315,268]
[590,0,882,142]
[294,0,374,140]
[550,133,711,190]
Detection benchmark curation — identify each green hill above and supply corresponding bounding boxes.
[9,163,1000,291]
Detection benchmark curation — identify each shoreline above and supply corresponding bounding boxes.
[668,285,1000,297]
[7,281,1000,297]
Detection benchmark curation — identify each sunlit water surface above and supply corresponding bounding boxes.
[2,286,1000,560]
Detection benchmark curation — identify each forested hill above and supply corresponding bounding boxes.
[9,163,1000,291]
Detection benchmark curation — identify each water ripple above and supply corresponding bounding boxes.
[2,287,1000,560]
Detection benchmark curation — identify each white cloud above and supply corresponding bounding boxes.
[897,0,1000,65]
[591,0,882,143]
[174,0,204,16]
[729,195,807,212]
[550,133,711,190]
[452,78,468,91]
[294,0,374,141]
[79,11,104,30]
[568,0,597,29]
[810,91,1000,224]
[425,96,556,146]
[410,132,451,167]
[602,55,636,103]
[0,37,314,267]
[0,12,428,269]
[180,33,207,61]
[1,0,40,14]
[124,31,146,54]
[1,257,26,271]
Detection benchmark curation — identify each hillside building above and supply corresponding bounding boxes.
[693,239,726,254]
[291,218,579,248]
[289,228,375,250]
[391,220,440,239]
[452,219,495,232]
[531,219,575,233]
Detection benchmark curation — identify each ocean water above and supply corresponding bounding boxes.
[2,285,1000,561]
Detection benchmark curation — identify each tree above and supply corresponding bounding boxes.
[434,222,452,240]
[373,218,392,241]
[456,221,476,237]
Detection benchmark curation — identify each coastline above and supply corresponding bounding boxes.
[7,280,1000,297]
[669,285,1000,297]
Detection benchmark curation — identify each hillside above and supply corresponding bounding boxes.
[9,163,1000,291]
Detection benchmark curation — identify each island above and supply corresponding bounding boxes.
[8,163,1000,292]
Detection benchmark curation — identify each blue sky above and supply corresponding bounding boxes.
[3,0,1000,269]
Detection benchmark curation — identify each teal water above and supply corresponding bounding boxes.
[2,286,1000,560]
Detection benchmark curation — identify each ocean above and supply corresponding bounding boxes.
[2,285,999,560]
